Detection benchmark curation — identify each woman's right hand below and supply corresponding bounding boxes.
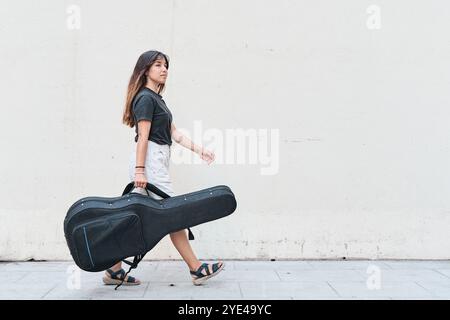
[134,172,148,188]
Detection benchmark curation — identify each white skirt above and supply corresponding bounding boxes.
[128,140,175,199]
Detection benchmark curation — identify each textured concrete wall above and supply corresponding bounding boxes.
[1,0,449,260]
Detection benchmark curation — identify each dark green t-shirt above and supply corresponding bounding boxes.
[132,87,173,145]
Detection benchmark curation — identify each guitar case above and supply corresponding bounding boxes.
[64,182,237,278]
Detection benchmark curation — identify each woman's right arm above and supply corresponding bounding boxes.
[134,120,151,188]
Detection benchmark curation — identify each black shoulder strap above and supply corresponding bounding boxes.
[116,253,146,290]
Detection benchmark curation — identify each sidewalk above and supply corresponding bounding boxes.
[0,260,449,300]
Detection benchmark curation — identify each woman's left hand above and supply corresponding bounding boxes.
[199,148,215,165]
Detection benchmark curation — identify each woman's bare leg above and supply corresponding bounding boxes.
[169,229,202,271]
[169,229,223,273]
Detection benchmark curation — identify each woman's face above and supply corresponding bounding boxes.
[147,58,168,84]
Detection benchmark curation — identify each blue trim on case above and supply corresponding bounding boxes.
[83,226,95,268]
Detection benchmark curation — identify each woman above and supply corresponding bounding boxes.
[101,50,224,286]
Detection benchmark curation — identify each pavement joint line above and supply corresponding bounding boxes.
[14,273,29,283]
[413,280,435,298]
[142,282,151,296]
[326,281,341,298]
[138,282,150,298]
[41,283,59,299]
[433,269,450,279]
[237,282,244,298]
[274,269,282,281]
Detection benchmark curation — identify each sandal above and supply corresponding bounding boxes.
[190,261,224,286]
[102,268,141,286]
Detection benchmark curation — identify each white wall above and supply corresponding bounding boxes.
[1,0,449,261]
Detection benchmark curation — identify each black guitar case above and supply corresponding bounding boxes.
[64,182,237,280]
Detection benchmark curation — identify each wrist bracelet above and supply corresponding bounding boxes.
[135,166,145,168]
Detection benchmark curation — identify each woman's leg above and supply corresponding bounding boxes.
[169,229,223,274]
[169,229,202,271]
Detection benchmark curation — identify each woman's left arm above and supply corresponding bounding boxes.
[171,123,215,164]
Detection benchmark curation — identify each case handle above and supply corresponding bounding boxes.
[122,181,171,199]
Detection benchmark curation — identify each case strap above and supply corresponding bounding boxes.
[116,254,146,290]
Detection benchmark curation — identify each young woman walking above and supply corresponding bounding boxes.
[101,50,224,286]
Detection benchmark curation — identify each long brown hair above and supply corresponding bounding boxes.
[122,50,170,128]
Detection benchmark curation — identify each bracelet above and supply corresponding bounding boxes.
[135,172,145,175]
[135,166,145,168]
